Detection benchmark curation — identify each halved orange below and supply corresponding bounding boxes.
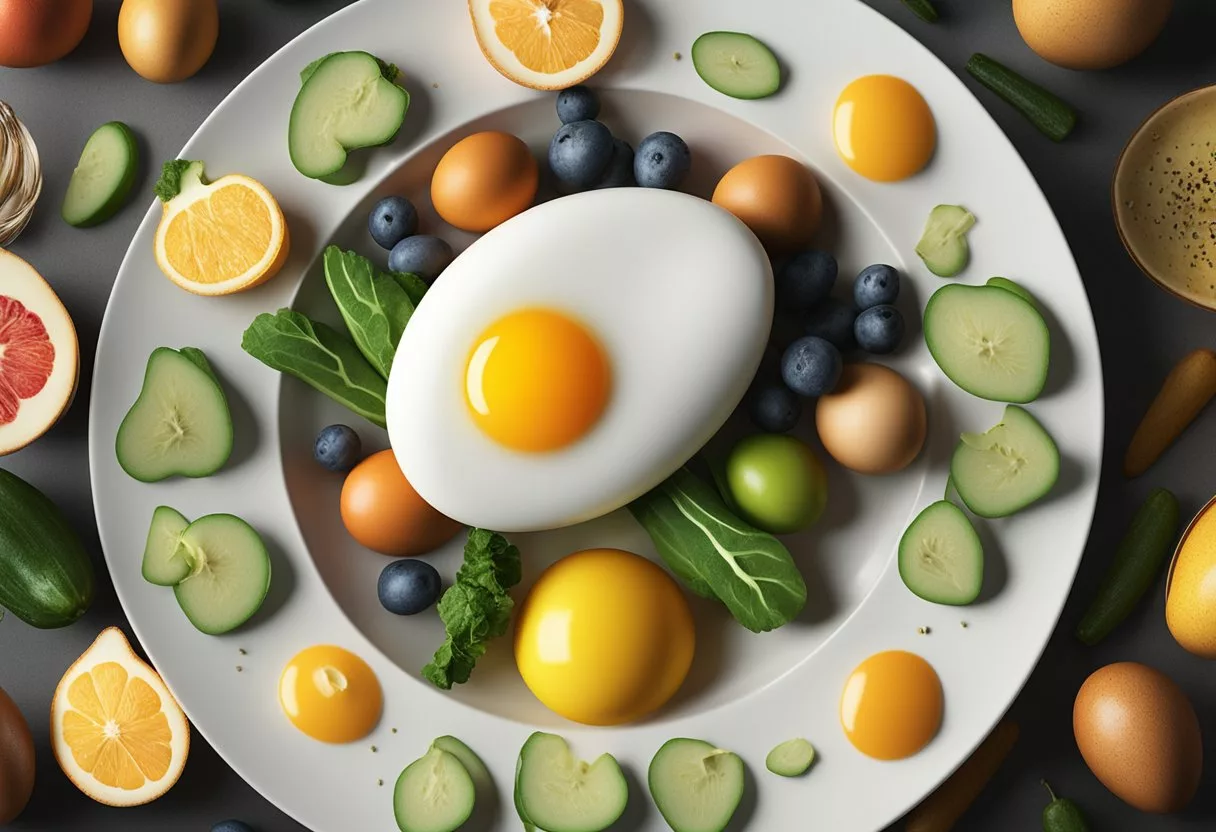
[470,0,624,90]
[51,627,190,807]
[153,160,290,296]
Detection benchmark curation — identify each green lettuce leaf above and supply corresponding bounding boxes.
[423,529,522,690]
[241,309,387,427]
[628,467,806,632]
[322,246,416,379]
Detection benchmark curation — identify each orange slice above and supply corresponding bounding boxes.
[153,159,289,296]
[470,0,624,90]
[51,627,189,806]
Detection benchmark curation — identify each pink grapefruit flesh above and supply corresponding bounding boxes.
[0,249,79,455]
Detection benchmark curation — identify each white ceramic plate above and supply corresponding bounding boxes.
[88,1,1103,829]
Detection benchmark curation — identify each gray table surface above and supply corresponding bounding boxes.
[2,0,1216,829]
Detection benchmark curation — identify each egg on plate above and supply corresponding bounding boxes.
[833,75,935,182]
[279,645,382,744]
[816,363,927,474]
[386,188,773,532]
[431,131,539,233]
[514,548,695,725]
[840,650,943,760]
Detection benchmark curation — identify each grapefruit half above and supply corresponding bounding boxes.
[0,249,79,455]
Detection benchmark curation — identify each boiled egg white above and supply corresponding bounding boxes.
[386,188,773,532]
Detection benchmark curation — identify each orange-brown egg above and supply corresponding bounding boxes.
[712,155,822,255]
[1073,662,1202,813]
[816,363,927,474]
[117,0,218,83]
[0,0,92,68]
[0,685,35,824]
[431,131,539,233]
[1014,0,1172,70]
[340,449,463,556]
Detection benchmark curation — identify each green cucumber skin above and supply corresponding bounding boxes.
[966,53,1077,142]
[62,121,139,228]
[0,469,95,628]
[900,0,939,22]
[1043,798,1090,832]
[1076,488,1180,646]
[691,32,781,101]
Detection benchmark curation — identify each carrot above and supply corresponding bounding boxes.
[1125,349,1216,478]
[905,720,1019,832]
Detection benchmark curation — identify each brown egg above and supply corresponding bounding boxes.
[0,0,92,68]
[1013,0,1173,70]
[1073,662,1202,813]
[118,0,218,83]
[815,363,926,475]
[712,155,822,255]
[0,686,35,825]
[431,131,539,233]
[340,449,464,556]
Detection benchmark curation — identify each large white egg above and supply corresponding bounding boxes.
[386,188,773,532]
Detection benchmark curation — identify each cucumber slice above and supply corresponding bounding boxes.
[898,501,984,605]
[62,121,138,228]
[116,347,234,482]
[648,739,744,832]
[951,406,1060,518]
[173,514,271,635]
[394,747,476,832]
[986,276,1036,305]
[516,732,628,832]
[431,735,493,793]
[691,32,781,100]
[915,204,975,277]
[289,51,409,180]
[514,752,537,832]
[141,506,192,587]
[765,738,815,777]
[923,284,1050,403]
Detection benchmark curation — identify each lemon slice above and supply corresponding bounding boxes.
[51,627,190,806]
[152,160,290,297]
[470,0,624,90]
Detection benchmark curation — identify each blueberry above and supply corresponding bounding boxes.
[634,131,691,190]
[781,336,843,398]
[314,425,361,472]
[853,264,900,310]
[556,85,600,124]
[548,120,614,190]
[211,822,255,832]
[749,382,803,433]
[777,250,838,313]
[388,235,454,283]
[854,304,905,354]
[378,559,442,615]
[593,138,636,189]
[804,298,858,350]
[367,196,418,251]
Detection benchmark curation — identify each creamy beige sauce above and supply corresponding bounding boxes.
[1115,87,1216,306]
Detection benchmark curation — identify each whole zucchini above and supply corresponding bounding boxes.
[0,469,94,628]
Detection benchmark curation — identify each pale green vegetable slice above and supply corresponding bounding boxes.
[898,501,984,605]
[141,506,192,586]
[986,276,1036,305]
[691,32,781,100]
[516,732,628,832]
[648,739,744,832]
[173,514,271,635]
[765,738,816,777]
[915,204,975,277]
[394,747,476,832]
[62,121,138,227]
[951,405,1060,518]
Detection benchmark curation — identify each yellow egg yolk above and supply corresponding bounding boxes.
[840,650,943,760]
[833,75,936,182]
[514,548,695,725]
[465,308,611,453]
[279,645,382,743]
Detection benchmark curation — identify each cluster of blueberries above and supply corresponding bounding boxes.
[751,254,906,433]
[313,425,444,617]
[367,194,454,283]
[550,85,691,192]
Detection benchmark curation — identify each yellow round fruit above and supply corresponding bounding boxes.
[515,548,694,725]
[468,0,624,91]
[51,628,189,807]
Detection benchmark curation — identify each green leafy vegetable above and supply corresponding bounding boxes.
[391,270,429,307]
[300,52,399,86]
[323,246,417,379]
[241,309,388,427]
[423,529,522,690]
[628,467,806,632]
[153,159,204,202]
